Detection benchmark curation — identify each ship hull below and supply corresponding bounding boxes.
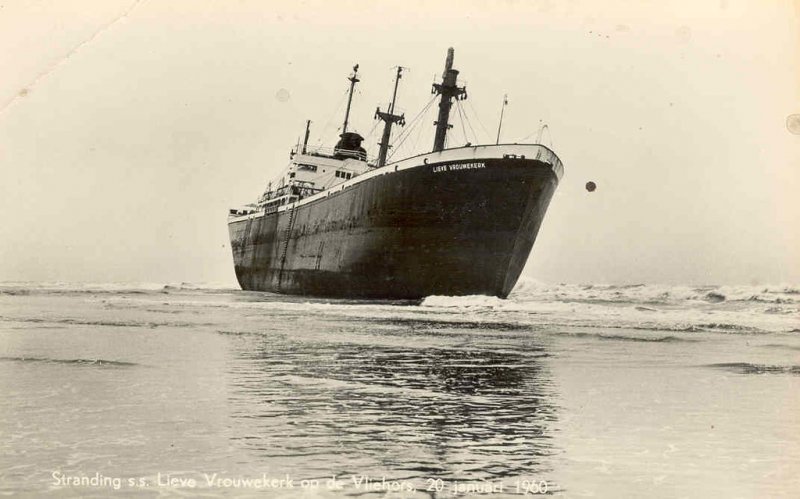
[229,154,559,299]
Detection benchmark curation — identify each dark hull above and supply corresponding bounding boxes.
[228,157,558,299]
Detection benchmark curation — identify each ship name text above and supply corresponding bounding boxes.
[432,162,486,173]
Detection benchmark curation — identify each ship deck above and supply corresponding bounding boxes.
[228,143,563,225]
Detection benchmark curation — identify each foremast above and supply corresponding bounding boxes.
[342,64,360,134]
[432,47,467,152]
[375,67,406,167]
[334,64,367,160]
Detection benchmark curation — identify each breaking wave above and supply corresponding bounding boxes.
[2,280,796,305]
[760,344,800,352]
[507,279,799,305]
[555,332,696,343]
[415,279,799,335]
[0,316,209,329]
[3,279,798,336]
[704,362,800,375]
[0,281,236,296]
[0,356,139,367]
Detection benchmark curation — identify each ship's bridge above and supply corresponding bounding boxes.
[228,145,373,219]
[289,149,371,193]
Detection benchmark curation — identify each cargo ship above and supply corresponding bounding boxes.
[228,48,564,299]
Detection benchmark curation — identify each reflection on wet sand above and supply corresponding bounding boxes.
[223,317,559,489]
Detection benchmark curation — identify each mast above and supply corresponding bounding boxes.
[375,66,406,167]
[302,120,311,154]
[341,64,360,134]
[432,47,467,152]
[495,94,508,144]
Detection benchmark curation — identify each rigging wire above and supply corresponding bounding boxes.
[363,117,381,141]
[386,96,436,161]
[466,99,493,143]
[458,99,479,144]
[387,115,423,161]
[390,95,436,146]
[313,88,350,147]
[387,96,437,159]
[407,99,433,157]
[455,100,470,145]
[363,119,382,162]
[519,123,554,148]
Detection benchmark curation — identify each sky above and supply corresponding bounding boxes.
[0,0,798,286]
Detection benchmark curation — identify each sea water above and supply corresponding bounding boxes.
[0,280,798,497]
